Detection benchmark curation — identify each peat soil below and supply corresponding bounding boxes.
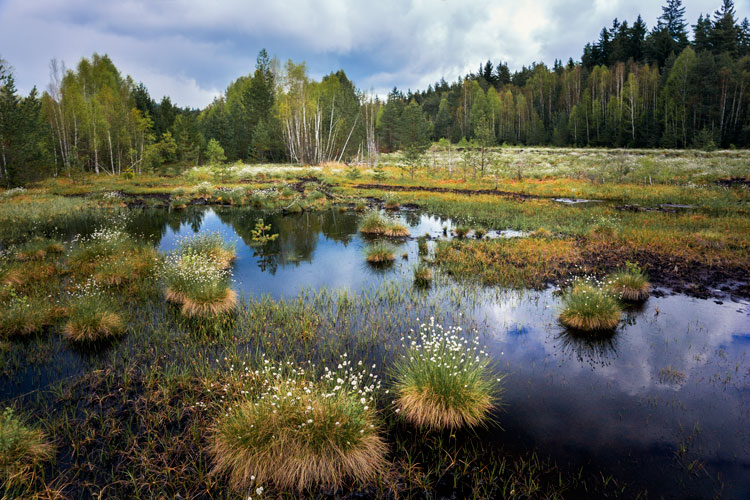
[577,239,750,301]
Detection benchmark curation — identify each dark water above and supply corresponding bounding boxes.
[3,206,749,498]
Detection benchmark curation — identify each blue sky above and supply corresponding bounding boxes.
[0,0,746,108]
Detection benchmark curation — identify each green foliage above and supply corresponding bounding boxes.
[205,138,227,165]
[210,358,385,491]
[559,281,622,332]
[394,319,501,430]
[251,218,279,245]
[0,407,54,489]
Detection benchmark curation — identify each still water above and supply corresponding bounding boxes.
[3,206,749,498]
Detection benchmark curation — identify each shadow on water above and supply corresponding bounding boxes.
[2,205,749,498]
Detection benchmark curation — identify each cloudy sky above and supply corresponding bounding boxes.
[0,0,746,108]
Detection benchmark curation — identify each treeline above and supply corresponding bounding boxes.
[403,0,750,150]
[0,0,749,186]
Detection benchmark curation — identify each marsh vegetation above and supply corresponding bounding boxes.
[0,148,748,499]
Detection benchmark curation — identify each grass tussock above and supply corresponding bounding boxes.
[13,237,65,261]
[178,232,236,269]
[413,264,433,287]
[608,262,651,301]
[359,211,410,238]
[0,290,58,338]
[210,358,386,492]
[160,252,237,318]
[365,241,396,264]
[63,283,125,343]
[394,318,501,430]
[559,281,622,332]
[0,407,55,489]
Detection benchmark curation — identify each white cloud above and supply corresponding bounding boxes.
[0,0,739,108]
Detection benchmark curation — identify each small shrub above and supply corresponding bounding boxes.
[63,282,125,343]
[607,262,651,301]
[345,165,362,179]
[0,408,54,489]
[559,281,622,332]
[210,357,386,491]
[393,318,501,430]
[169,196,189,210]
[365,241,396,264]
[474,228,487,239]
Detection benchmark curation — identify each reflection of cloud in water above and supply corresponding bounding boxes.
[150,207,750,479]
[476,288,750,464]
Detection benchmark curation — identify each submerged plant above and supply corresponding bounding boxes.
[393,318,501,430]
[607,262,651,301]
[210,357,386,491]
[160,252,237,317]
[559,281,622,332]
[0,407,54,489]
[365,241,396,264]
[63,281,125,343]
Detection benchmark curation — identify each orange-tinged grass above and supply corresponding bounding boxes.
[63,311,124,343]
[397,384,492,430]
[181,288,237,318]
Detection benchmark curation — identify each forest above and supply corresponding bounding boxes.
[1,0,749,187]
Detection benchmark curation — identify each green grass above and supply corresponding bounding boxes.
[0,290,58,338]
[607,262,651,301]
[63,285,126,343]
[559,281,622,332]
[161,252,237,317]
[365,241,397,264]
[210,358,386,491]
[0,407,54,493]
[393,318,501,430]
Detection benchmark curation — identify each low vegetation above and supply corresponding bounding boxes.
[393,318,501,430]
[0,407,54,492]
[210,358,386,491]
[63,283,125,343]
[559,280,622,332]
[608,262,651,301]
[365,241,397,264]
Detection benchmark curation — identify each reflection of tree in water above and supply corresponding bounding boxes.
[402,211,421,227]
[125,207,207,244]
[555,330,620,368]
[215,208,361,274]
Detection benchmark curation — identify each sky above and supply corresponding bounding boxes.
[1,0,747,108]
